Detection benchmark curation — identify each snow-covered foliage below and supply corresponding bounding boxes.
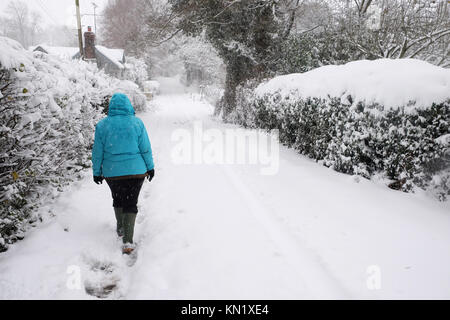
[0,37,31,69]
[234,59,450,200]
[124,56,149,90]
[111,80,147,113]
[171,0,295,118]
[175,35,225,106]
[177,35,224,87]
[256,59,450,111]
[276,32,358,74]
[330,0,450,67]
[0,37,145,252]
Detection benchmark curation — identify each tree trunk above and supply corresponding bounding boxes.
[221,70,237,120]
[218,57,251,121]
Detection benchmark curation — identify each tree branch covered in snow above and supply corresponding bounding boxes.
[170,0,305,119]
[335,0,450,65]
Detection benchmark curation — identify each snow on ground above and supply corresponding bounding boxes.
[155,76,186,95]
[255,59,450,110]
[0,79,449,299]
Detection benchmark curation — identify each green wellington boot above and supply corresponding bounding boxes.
[114,207,124,237]
[122,212,137,255]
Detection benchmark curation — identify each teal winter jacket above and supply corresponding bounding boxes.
[92,93,154,178]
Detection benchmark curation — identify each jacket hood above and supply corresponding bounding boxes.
[108,93,135,116]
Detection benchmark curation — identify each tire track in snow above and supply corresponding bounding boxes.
[131,93,349,299]
[220,165,350,299]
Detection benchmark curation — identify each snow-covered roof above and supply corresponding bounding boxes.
[0,36,30,68]
[31,45,79,59]
[95,45,125,69]
[27,44,126,71]
[256,59,450,110]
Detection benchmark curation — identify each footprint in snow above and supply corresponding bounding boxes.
[82,257,121,299]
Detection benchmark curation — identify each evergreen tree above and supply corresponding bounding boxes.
[170,0,297,120]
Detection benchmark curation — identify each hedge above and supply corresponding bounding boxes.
[231,82,449,201]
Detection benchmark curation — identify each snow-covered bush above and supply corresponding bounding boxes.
[111,80,147,113]
[0,37,146,252]
[124,56,149,89]
[234,59,450,200]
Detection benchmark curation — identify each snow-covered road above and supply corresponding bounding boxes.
[1,87,449,299]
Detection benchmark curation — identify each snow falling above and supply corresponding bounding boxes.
[0,0,449,300]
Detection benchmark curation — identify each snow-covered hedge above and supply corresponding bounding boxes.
[110,79,147,113]
[0,37,145,252]
[233,59,450,200]
[124,56,149,90]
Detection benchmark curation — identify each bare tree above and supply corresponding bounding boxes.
[100,0,143,55]
[354,0,373,14]
[100,0,178,54]
[44,25,78,47]
[29,11,43,46]
[6,0,29,47]
[337,0,450,66]
[0,16,11,38]
[1,1,46,47]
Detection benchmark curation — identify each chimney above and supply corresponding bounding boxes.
[84,26,96,60]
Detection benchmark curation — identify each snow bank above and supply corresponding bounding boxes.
[0,36,30,69]
[255,59,450,110]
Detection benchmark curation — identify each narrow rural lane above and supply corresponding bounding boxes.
[1,82,449,299]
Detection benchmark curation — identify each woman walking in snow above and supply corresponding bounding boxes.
[92,93,155,255]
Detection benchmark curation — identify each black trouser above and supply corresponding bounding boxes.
[106,178,145,213]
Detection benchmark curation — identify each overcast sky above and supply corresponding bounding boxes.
[0,0,109,31]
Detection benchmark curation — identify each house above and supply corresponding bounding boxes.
[32,26,126,79]
[30,45,79,60]
[73,27,126,79]
[92,46,125,79]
